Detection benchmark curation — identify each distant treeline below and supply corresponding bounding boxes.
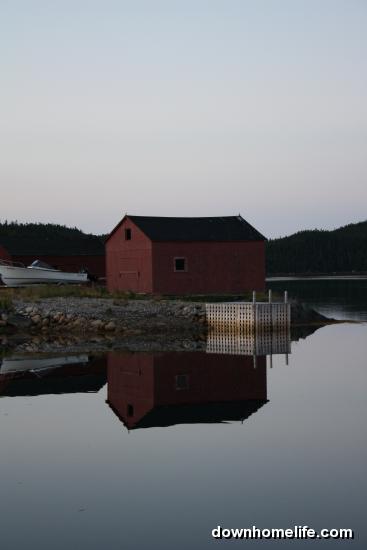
[2,219,366,273]
[0,221,106,255]
[266,220,367,274]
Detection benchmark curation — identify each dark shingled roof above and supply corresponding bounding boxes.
[126,215,266,242]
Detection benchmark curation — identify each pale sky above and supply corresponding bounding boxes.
[1,0,366,238]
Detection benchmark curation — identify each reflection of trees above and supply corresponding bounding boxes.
[269,279,367,309]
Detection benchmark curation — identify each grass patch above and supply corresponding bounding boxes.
[164,291,284,303]
[0,284,151,301]
[0,294,13,311]
[0,286,283,303]
[1,285,109,300]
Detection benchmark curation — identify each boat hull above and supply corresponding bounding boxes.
[0,265,88,287]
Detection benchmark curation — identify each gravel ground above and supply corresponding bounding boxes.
[13,297,206,330]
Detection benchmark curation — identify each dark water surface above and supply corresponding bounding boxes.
[267,278,367,321]
[0,288,366,549]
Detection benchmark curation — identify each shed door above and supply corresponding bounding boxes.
[119,270,139,292]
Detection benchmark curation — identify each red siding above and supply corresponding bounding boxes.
[0,245,11,262]
[106,219,153,293]
[106,216,266,294]
[152,240,265,294]
[12,255,105,278]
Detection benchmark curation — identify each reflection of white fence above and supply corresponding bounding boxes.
[206,301,291,331]
[206,329,291,356]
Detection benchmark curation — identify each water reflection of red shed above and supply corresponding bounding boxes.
[106,215,266,294]
[106,352,267,430]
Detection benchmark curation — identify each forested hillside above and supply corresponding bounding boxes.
[2,220,366,274]
[0,221,105,255]
[267,221,367,274]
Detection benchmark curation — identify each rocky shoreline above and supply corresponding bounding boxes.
[1,297,207,334]
[0,297,334,354]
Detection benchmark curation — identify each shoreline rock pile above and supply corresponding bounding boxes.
[19,306,118,333]
[2,298,207,336]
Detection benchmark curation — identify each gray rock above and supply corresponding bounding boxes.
[31,315,42,324]
[91,319,103,329]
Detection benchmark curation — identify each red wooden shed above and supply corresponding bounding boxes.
[106,215,266,295]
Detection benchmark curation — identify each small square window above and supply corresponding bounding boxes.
[174,257,186,272]
[125,228,132,240]
[175,374,189,390]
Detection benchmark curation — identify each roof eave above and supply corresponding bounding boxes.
[105,214,129,243]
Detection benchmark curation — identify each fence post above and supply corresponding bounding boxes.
[268,289,273,330]
[284,290,289,329]
[252,291,256,330]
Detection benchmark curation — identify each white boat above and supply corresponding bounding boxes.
[0,259,88,287]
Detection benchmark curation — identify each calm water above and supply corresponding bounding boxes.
[267,278,367,321]
[0,283,366,549]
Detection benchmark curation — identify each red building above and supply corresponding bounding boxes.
[106,351,267,430]
[0,244,11,263]
[10,253,105,279]
[106,215,266,294]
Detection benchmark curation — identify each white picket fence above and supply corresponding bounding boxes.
[206,296,291,332]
